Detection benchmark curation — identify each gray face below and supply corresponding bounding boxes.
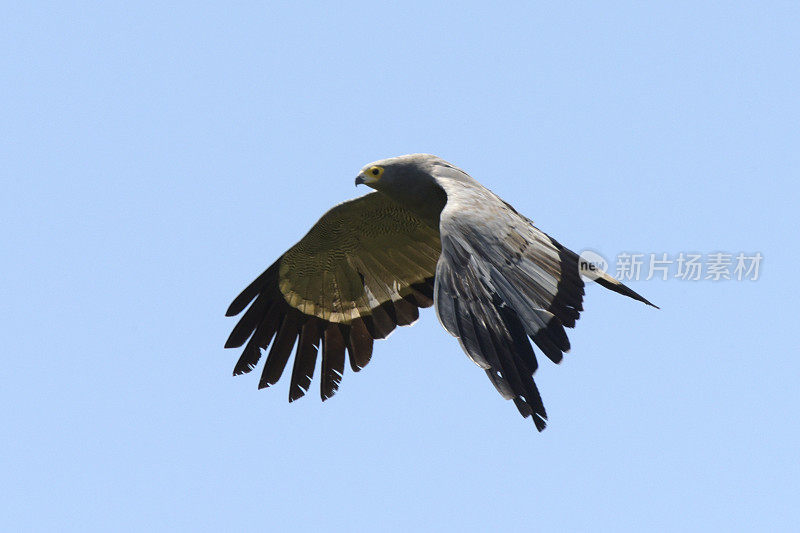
[355,153,450,226]
[354,153,442,192]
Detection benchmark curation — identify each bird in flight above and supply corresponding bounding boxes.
[225,154,656,430]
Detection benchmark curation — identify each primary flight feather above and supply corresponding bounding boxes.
[225,153,656,430]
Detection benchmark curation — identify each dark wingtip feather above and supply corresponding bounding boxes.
[366,304,396,339]
[546,244,586,329]
[410,277,435,301]
[347,318,373,371]
[224,297,274,348]
[231,304,282,373]
[594,276,659,309]
[233,343,261,376]
[226,261,281,317]
[258,311,301,389]
[226,288,253,317]
[289,319,321,402]
[533,413,547,432]
[512,398,547,431]
[320,324,346,401]
[531,319,571,365]
[393,297,420,326]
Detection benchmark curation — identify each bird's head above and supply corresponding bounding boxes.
[355,153,447,191]
[355,153,451,226]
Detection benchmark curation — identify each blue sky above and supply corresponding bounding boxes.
[3,2,798,531]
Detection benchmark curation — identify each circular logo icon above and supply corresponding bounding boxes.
[577,249,609,282]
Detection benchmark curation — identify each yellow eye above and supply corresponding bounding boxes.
[369,166,384,178]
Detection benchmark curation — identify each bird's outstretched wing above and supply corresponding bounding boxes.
[432,176,655,430]
[225,192,441,401]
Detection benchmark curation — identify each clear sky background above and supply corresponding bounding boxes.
[3,2,798,531]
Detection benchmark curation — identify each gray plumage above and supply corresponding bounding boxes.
[226,153,656,430]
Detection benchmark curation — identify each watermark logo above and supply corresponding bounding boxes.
[578,249,609,281]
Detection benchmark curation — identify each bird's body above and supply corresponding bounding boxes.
[225,154,656,430]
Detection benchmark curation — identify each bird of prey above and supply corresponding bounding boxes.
[225,154,656,430]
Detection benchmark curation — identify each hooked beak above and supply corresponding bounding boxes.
[355,172,379,187]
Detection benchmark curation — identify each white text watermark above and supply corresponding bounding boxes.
[578,251,763,281]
